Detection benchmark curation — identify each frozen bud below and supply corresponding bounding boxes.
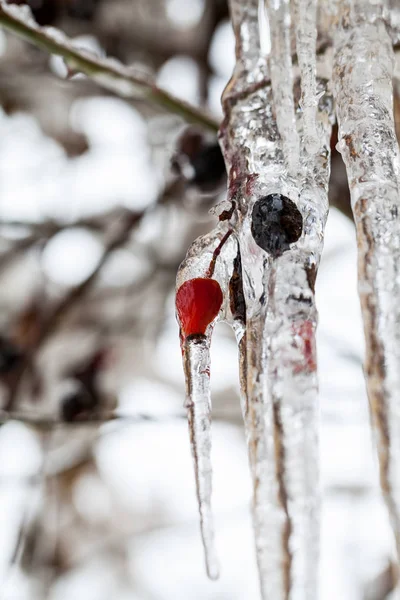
[251,193,303,257]
[176,278,223,338]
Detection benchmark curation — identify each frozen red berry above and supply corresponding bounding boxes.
[176,278,223,338]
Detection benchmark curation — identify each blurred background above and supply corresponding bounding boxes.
[0,1,399,599]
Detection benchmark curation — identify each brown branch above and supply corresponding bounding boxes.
[0,2,219,132]
[0,408,242,429]
[4,209,145,410]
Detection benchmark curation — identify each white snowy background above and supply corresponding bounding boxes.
[0,2,396,599]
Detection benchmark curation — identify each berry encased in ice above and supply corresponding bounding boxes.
[251,193,303,257]
[176,278,223,338]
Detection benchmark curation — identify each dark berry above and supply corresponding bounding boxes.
[191,143,226,189]
[0,337,23,374]
[60,385,96,422]
[172,128,226,192]
[251,194,303,257]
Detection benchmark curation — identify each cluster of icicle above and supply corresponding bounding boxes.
[175,0,400,598]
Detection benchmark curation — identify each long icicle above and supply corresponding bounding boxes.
[222,3,287,596]
[262,79,333,599]
[333,1,400,560]
[265,0,300,173]
[221,1,334,596]
[176,227,237,580]
[293,0,319,153]
[183,335,220,580]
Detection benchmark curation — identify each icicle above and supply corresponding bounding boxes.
[332,1,400,559]
[265,0,300,173]
[229,0,260,67]
[178,0,333,594]
[221,10,289,592]
[293,0,319,154]
[182,334,219,580]
[176,227,237,580]
[220,0,334,595]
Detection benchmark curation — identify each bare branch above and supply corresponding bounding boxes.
[4,208,145,410]
[0,2,219,132]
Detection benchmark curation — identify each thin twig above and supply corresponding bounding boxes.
[4,209,144,410]
[0,235,40,271]
[0,410,185,428]
[0,2,218,132]
[0,408,242,428]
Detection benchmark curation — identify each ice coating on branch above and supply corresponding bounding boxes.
[176,0,333,594]
[0,0,37,27]
[219,0,334,595]
[333,3,400,559]
[293,0,319,154]
[176,227,237,580]
[266,0,300,173]
[0,1,153,99]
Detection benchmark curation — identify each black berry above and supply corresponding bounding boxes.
[191,143,226,189]
[251,194,303,257]
[0,337,23,374]
[60,385,96,422]
[172,129,226,192]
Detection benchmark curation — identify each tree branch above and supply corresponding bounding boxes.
[0,2,219,132]
[4,208,145,410]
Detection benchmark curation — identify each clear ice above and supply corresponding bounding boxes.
[176,227,238,580]
[293,0,319,154]
[333,0,400,560]
[265,0,300,172]
[176,0,334,596]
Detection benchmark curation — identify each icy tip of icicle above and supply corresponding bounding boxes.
[206,558,220,580]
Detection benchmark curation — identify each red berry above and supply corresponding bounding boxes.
[176,278,223,338]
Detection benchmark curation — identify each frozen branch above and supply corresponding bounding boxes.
[213,0,334,596]
[0,1,218,132]
[0,410,182,428]
[333,0,400,560]
[0,409,242,429]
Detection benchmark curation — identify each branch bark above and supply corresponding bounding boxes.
[0,2,219,132]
